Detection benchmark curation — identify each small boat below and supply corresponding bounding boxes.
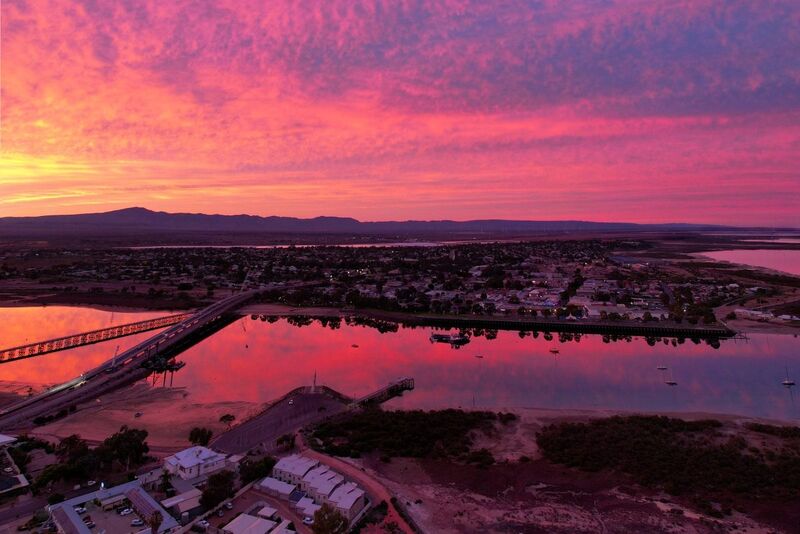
[782,367,795,387]
[549,348,560,355]
[474,355,484,359]
[351,344,359,348]
[657,365,667,371]
[665,380,678,386]
[430,333,470,346]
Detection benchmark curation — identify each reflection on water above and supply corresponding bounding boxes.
[703,249,800,276]
[0,307,799,420]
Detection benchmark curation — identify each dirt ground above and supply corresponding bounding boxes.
[30,382,262,454]
[334,408,800,534]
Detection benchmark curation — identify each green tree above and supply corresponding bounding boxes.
[100,426,149,470]
[200,470,236,510]
[158,469,172,494]
[312,504,349,534]
[189,427,213,446]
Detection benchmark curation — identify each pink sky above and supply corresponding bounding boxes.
[1,0,799,225]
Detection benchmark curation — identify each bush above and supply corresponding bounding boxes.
[537,416,800,499]
[47,493,65,505]
[311,408,498,459]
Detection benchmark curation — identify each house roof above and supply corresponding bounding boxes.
[223,513,277,534]
[165,446,225,469]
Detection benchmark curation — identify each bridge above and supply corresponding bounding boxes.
[0,313,192,363]
[353,377,415,406]
[0,289,262,431]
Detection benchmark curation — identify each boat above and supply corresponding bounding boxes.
[657,365,667,371]
[665,380,678,386]
[429,333,470,346]
[782,367,795,387]
[351,344,359,348]
[474,355,484,359]
[549,348,560,355]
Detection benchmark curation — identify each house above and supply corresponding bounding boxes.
[258,477,295,499]
[301,466,343,501]
[328,482,367,522]
[222,513,277,534]
[272,454,319,485]
[161,488,202,518]
[163,446,228,480]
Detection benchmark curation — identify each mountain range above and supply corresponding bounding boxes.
[0,207,772,240]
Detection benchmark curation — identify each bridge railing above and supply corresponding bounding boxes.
[0,313,192,363]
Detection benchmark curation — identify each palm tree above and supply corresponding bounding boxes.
[148,511,163,534]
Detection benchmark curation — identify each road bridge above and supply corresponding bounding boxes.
[0,289,261,431]
[0,313,192,363]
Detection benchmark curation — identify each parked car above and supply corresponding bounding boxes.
[224,502,233,510]
[120,508,133,516]
[198,519,210,528]
[85,521,95,529]
[131,518,144,527]
[73,506,87,514]
[303,516,314,525]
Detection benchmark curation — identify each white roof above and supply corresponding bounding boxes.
[161,488,201,508]
[223,514,276,534]
[165,446,225,469]
[274,454,318,478]
[310,472,343,497]
[330,482,365,511]
[256,505,278,519]
[258,477,296,495]
[0,434,16,447]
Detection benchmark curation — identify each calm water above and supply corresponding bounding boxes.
[703,249,800,276]
[1,306,799,421]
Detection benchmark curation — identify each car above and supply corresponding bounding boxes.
[131,518,144,527]
[224,502,233,510]
[85,521,95,529]
[303,517,314,525]
[198,519,210,528]
[288,398,294,406]
[119,508,133,516]
[3,467,13,473]
[86,480,97,486]
[73,507,87,514]
[217,509,224,517]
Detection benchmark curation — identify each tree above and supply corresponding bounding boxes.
[219,414,236,429]
[189,427,213,446]
[99,426,149,471]
[200,470,236,510]
[312,504,349,534]
[148,511,163,534]
[239,456,276,484]
[158,469,172,494]
[55,434,89,464]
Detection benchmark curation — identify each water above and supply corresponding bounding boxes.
[0,307,798,421]
[702,249,800,277]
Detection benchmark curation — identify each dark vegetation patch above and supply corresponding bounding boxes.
[310,408,514,461]
[745,422,800,440]
[536,416,800,503]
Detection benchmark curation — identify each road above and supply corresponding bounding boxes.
[0,290,260,431]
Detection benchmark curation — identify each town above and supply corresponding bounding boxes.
[2,239,798,333]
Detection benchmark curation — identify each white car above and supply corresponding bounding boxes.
[303,517,314,525]
[73,506,87,514]
[198,519,211,528]
[120,508,133,516]
[131,518,144,527]
[224,502,233,510]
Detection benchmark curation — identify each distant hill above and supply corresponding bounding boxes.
[0,207,751,239]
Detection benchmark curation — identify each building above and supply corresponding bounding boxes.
[49,480,178,534]
[0,434,29,495]
[258,477,295,499]
[163,446,228,480]
[272,454,319,485]
[161,488,202,520]
[300,466,344,501]
[222,513,277,534]
[328,482,367,522]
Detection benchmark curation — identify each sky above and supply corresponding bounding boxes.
[1,0,799,225]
